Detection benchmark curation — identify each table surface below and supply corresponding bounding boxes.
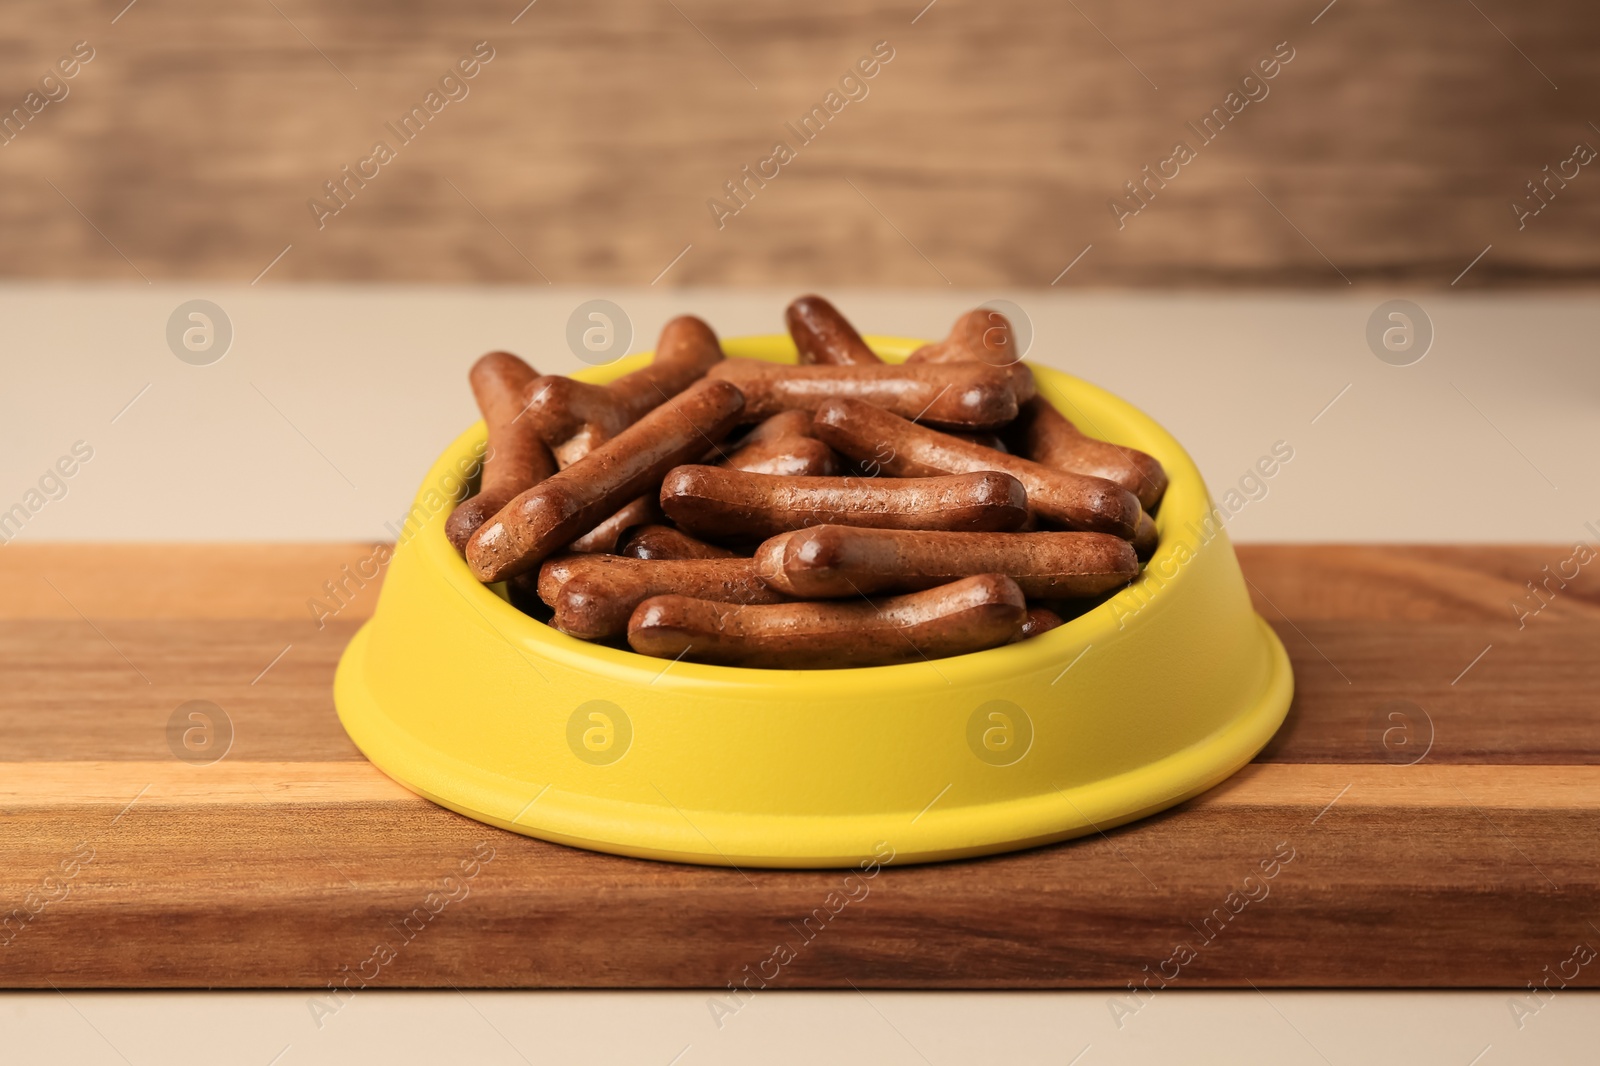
[4,286,1598,545]
[3,541,1594,990]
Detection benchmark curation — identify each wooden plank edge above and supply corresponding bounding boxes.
[3,762,1598,810]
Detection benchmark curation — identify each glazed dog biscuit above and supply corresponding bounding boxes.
[522,376,631,468]
[659,466,1029,541]
[754,526,1138,599]
[717,410,837,475]
[539,554,783,640]
[1131,510,1159,560]
[533,553,586,603]
[906,308,1037,405]
[811,398,1142,539]
[568,495,662,554]
[618,524,737,561]
[607,314,726,419]
[732,409,817,444]
[1018,606,1064,640]
[707,359,1018,430]
[627,574,1027,668]
[947,431,1008,453]
[721,435,838,477]
[912,308,1018,364]
[445,352,557,550]
[525,315,726,467]
[1017,396,1168,511]
[785,294,884,366]
[466,378,746,581]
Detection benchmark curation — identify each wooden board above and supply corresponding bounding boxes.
[2,1,1597,288]
[1,543,1596,989]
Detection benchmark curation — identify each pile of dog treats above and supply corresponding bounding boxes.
[446,296,1167,668]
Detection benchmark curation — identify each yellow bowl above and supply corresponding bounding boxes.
[334,335,1292,867]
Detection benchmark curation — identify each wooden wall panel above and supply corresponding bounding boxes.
[0,0,1596,287]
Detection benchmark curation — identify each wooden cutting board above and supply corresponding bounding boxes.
[1,544,1595,989]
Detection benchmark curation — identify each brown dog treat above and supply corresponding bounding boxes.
[607,314,726,421]
[1017,397,1168,511]
[534,554,587,605]
[659,466,1029,541]
[466,378,746,581]
[627,574,1027,668]
[1132,510,1158,560]
[690,410,819,468]
[522,376,632,468]
[812,398,1141,539]
[906,308,1037,404]
[539,554,783,640]
[568,495,662,554]
[721,435,838,477]
[707,359,1018,431]
[445,352,558,550]
[734,409,818,444]
[947,431,1009,453]
[910,308,1018,365]
[754,526,1138,599]
[525,315,726,467]
[618,524,738,561]
[1014,606,1065,641]
[785,294,883,366]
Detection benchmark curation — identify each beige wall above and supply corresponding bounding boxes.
[1,0,1596,287]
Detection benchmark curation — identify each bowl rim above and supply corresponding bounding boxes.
[419,333,1206,688]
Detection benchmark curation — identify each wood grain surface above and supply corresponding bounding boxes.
[1,543,1597,989]
[1,1,1596,288]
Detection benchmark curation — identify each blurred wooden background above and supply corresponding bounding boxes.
[0,0,1595,287]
